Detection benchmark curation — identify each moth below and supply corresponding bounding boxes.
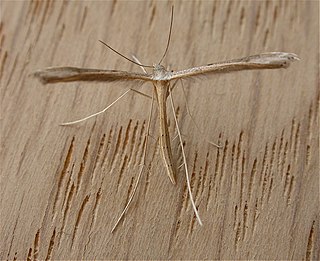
[34,7,299,232]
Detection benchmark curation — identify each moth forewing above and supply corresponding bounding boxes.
[170,52,299,80]
[33,67,153,84]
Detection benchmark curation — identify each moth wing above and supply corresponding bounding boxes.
[34,67,153,84]
[169,52,299,80]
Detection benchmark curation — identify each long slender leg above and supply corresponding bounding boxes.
[61,89,132,125]
[179,79,222,148]
[112,56,154,232]
[111,91,155,232]
[61,87,152,126]
[168,88,203,226]
[131,89,152,99]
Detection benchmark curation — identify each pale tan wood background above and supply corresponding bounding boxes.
[1,1,318,260]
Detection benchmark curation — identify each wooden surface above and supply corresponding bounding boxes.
[1,1,318,260]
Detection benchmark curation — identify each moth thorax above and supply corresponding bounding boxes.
[153,64,170,80]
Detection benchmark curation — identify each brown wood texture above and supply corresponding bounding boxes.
[1,1,318,260]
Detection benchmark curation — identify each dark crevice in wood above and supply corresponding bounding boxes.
[273,5,279,24]
[252,198,259,232]
[149,5,156,27]
[71,194,90,245]
[233,205,238,230]
[60,163,74,216]
[242,201,248,240]
[122,119,132,153]
[117,154,128,186]
[91,133,106,183]
[76,137,91,192]
[283,164,291,196]
[110,126,123,169]
[305,220,316,261]
[45,228,56,261]
[286,175,294,206]
[101,126,114,170]
[248,158,257,201]
[59,183,75,248]
[239,7,245,32]
[262,28,269,48]
[127,120,139,165]
[136,120,146,167]
[79,6,88,32]
[26,247,32,261]
[220,137,228,189]
[53,137,74,214]
[33,229,40,260]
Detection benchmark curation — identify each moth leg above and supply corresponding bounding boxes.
[111,91,155,232]
[130,89,152,99]
[168,88,203,226]
[179,79,222,148]
[60,89,132,126]
[170,79,179,92]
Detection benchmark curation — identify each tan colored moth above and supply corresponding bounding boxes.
[34,6,299,232]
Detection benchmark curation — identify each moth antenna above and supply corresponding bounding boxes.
[99,40,153,68]
[158,5,174,65]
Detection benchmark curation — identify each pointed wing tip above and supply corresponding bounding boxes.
[255,52,300,68]
[282,52,300,61]
[279,53,300,68]
[33,70,49,84]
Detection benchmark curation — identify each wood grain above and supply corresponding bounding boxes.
[1,1,318,260]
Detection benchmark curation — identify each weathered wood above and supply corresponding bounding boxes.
[1,1,318,260]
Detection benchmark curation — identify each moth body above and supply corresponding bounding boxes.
[154,80,176,184]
